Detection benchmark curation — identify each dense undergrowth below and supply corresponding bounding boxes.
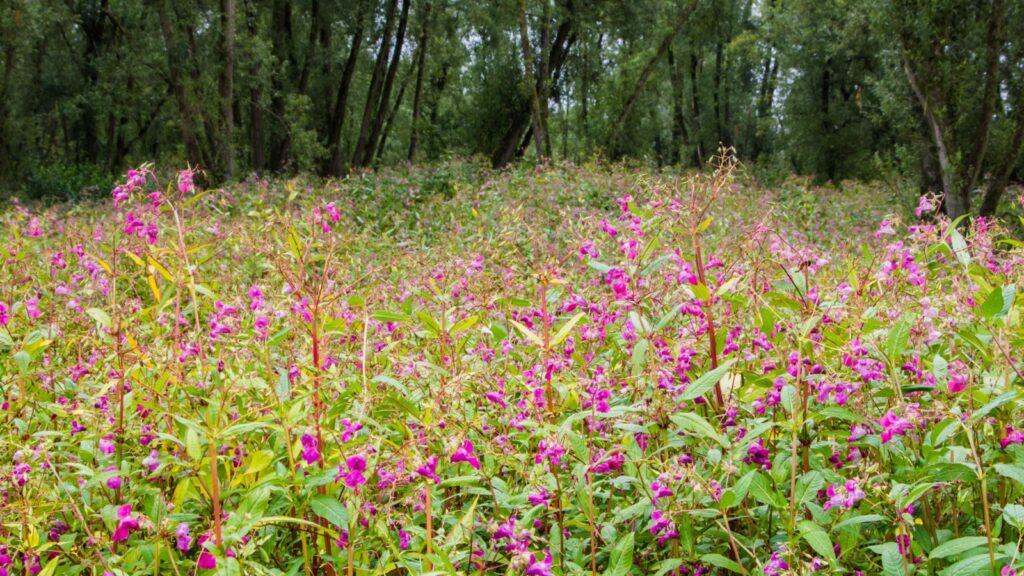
[1,159,1023,576]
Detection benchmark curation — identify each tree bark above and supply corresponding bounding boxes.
[220,0,236,180]
[363,0,411,166]
[517,0,546,160]
[980,90,1024,216]
[902,52,961,217]
[667,45,690,166]
[246,0,265,174]
[960,0,1003,202]
[407,0,432,162]
[491,15,574,167]
[325,1,366,175]
[352,0,400,168]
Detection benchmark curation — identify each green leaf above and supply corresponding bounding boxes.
[948,224,971,267]
[749,472,786,509]
[670,412,727,447]
[885,317,910,360]
[602,532,634,576]
[833,514,885,531]
[798,520,837,562]
[371,311,411,323]
[310,495,348,528]
[679,360,736,402]
[1002,504,1024,529]
[700,553,742,573]
[978,286,1005,319]
[994,463,1024,485]
[940,551,1004,576]
[929,536,989,560]
[449,315,478,335]
[551,312,587,347]
[631,339,648,378]
[86,307,112,329]
[509,319,543,347]
[185,428,202,461]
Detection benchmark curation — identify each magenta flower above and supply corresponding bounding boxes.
[524,551,554,576]
[196,534,217,569]
[111,504,139,542]
[450,440,480,470]
[650,479,673,504]
[142,449,160,472]
[335,529,349,549]
[823,480,865,511]
[104,466,122,491]
[1001,426,1024,449]
[535,439,565,467]
[176,522,193,552]
[0,302,8,325]
[300,434,321,464]
[398,529,411,550]
[24,297,40,320]
[340,418,363,443]
[743,438,772,469]
[415,455,441,484]
[878,407,916,443]
[12,463,30,486]
[338,454,367,490]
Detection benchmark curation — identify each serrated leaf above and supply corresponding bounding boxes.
[310,495,348,528]
[929,536,989,560]
[798,520,837,562]
[602,532,634,576]
[510,319,543,347]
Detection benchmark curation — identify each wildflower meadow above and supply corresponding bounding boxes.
[1,157,1023,576]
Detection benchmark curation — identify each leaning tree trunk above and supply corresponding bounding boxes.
[407,1,432,162]
[902,52,962,218]
[364,0,410,166]
[352,0,399,168]
[960,0,1003,203]
[325,2,366,175]
[517,0,546,160]
[980,90,1024,216]
[607,0,698,157]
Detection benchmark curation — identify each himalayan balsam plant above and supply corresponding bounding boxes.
[0,157,1023,576]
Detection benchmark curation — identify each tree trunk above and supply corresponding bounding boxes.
[980,90,1024,216]
[269,0,294,169]
[375,66,412,164]
[364,0,411,166]
[667,45,689,166]
[607,0,698,157]
[325,2,366,175]
[902,52,961,217]
[220,0,236,180]
[407,0,432,162]
[246,0,265,174]
[492,16,574,167]
[157,0,204,169]
[352,0,400,168]
[689,49,704,166]
[517,0,546,160]
[961,0,1003,202]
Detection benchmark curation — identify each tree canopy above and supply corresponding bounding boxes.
[0,0,1021,217]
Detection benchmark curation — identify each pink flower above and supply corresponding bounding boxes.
[823,480,865,511]
[450,440,480,470]
[300,434,320,464]
[104,466,122,491]
[0,302,8,325]
[111,504,139,542]
[24,297,41,320]
[415,456,441,484]
[176,522,193,551]
[1001,426,1024,449]
[524,551,554,576]
[338,454,367,490]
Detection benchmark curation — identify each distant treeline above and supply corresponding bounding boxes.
[0,0,1021,217]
